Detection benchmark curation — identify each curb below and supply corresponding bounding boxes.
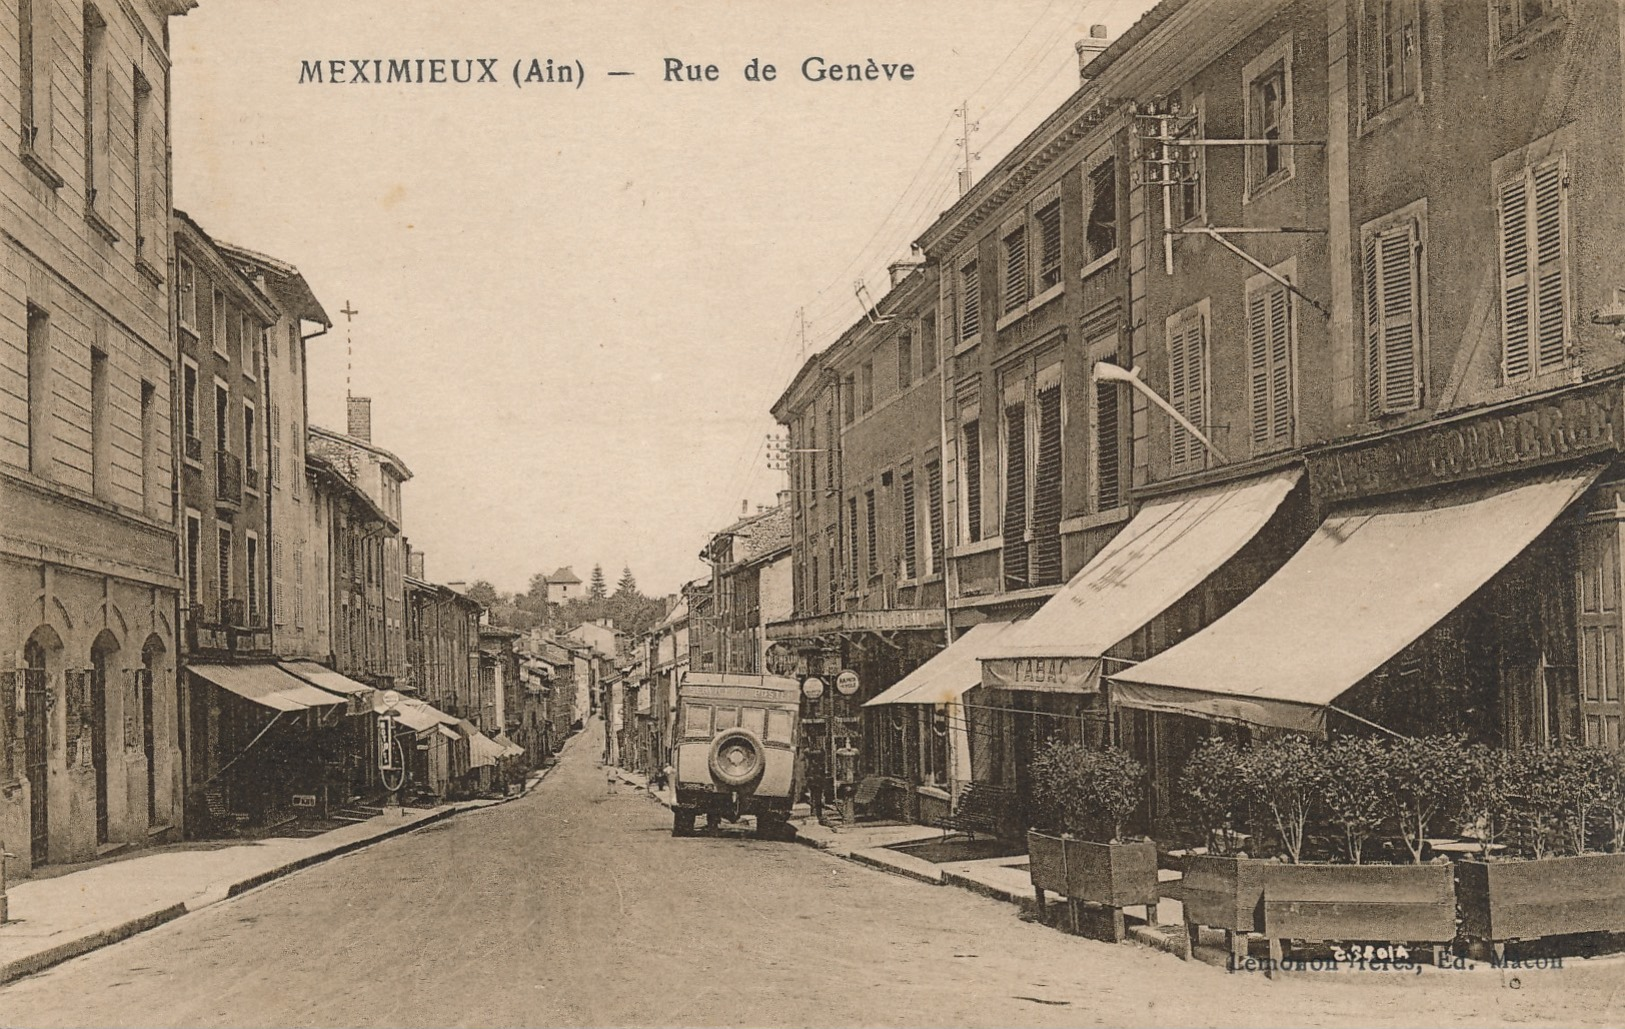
[847,848,944,885]
[0,903,187,986]
[0,752,573,987]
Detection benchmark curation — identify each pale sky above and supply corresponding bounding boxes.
[170,0,1152,596]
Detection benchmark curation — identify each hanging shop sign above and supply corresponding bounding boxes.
[835,669,860,695]
[802,676,825,700]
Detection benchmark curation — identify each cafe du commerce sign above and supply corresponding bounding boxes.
[1309,380,1625,504]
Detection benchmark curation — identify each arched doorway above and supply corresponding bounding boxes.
[90,629,120,845]
[22,626,62,864]
[142,635,165,827]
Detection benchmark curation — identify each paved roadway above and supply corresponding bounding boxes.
[0,722,1619,1028]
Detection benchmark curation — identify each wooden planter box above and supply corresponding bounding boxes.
[1027,831,1159,907]
[1183,854,1267,933]
[1261,862,1457,944]
[1457,853,1625,946]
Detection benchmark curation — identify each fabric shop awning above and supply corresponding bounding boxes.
[279,661,373,697]
[493,732,525,757]
[865,618,1024,706]
[459,721,506,768]
[1109,465,1602,733]
[190,663,347,713]
[980,468,1302,693]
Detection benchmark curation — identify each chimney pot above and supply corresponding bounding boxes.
[1077,26,1111,82]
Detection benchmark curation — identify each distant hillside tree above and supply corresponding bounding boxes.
[616,565,637,597]
[589,564,608,600]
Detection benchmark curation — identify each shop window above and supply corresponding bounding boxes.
[1498,155,1569,383]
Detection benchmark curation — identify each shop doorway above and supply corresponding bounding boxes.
[90,630,120,845]
[22,628,58,864]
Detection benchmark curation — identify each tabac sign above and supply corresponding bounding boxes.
[981,655,1101,693]
[1309,381,1625,504]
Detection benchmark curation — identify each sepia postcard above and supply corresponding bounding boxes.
[1,0,1623,1026]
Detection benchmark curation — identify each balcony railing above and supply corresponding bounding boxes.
[184,435,203,464]
[245,465,260,492]
[185,600,270,657]
[215,450,242,508]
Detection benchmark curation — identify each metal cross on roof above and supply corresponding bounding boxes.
[340,301,360,322]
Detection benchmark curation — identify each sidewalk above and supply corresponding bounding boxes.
[0,760,559,985]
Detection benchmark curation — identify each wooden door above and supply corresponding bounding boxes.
[23,668,49,863]
[1576,522,1624,747]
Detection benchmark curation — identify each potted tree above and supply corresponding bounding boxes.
[1257,734,1458,963]
[1457,743,1625,954]
[1027,739,1158,941]
[1177,737,1266,960]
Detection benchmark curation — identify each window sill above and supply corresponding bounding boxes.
[19,145,64,190]
[135,249,165,288]
[954,332,982,356]
[1030,282,1064,313]
[994,305,1029,333]
[1245,169,1295,205]
[85,208,120,245]
[1359,93,1418,137]
[953,535,1003,558]
[1493,16,1566,62]
[1061,505,1131,534]
[179,323,199,341]
[1079,249,1119,282]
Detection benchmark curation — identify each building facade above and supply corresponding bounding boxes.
[0,0,196,871]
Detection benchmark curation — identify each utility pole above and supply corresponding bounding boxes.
[954,100,980,195]
[796,306,808,359]
[339,300,360,398]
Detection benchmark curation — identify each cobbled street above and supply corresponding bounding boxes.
[0,722,1618,1028]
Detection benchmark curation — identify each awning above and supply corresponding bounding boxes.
[980,468,1302,693]
[190,663,346,713]
[437,723,461,741]
[493,732,524,757]
[279,661,373,697]
[866,618,1023,706]
[372,692,458,734]
[459,720,505,768]
[1109,465,1602,733]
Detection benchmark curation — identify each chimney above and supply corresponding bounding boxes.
[347,395,373,442]
[409,551,426,580]
[740,499,749,517]
[777,489,791,510]
[447,580,468,594]
[887,259,924,288]
[1076,24,1110,83]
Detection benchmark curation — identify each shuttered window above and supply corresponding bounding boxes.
[1363,220,1423,414]
[900,469,918,580]
[847,496,860,586]
[1003,224,1029,313]
[960,259,981,341]
[865,489,878,578]
[1036,199,1063,290]
[897,332,913,389]
[1094,375,1122,510]
[1002,400,1029,590]
[1031,384,1064,587]
[963,420,983,542]
[1166,310,1209,474]
[1498,156,1569,382]
[1247,279,1294,450]
[827,532,839,609]
[926,459,944,576]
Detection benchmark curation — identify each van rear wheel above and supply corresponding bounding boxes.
[672,808,696,837]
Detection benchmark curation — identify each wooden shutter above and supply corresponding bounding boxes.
[926,460,944,575]
[900,470,917,579]
[1094,376,1121,510]
[1531,158,1568,374]
[1037,199,1063,289]
[1499,171,1533,381]
[961,262,981,340]
[1168,312,1206,471]
[865,490,877,578]
[1248,282,1294,448]
[963,421,982,542]
[1002,400,1029,589]
[1362,221,1421,415]
[1031,384,1064,587]
[1004,226,1028,312]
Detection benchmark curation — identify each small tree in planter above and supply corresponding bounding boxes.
[1604,746,1625,854]
[1239,734,1319,863]
[1027,740,1157,939]
[1317,735,1388,864]
[1178,737,1251,856]
[1457,742,1518,859]
[1459,743,1625,952]
[1382,734,1469,864]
